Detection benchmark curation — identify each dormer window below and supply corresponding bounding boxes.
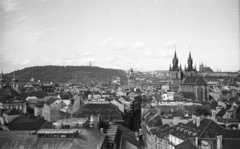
[205,133,209,138]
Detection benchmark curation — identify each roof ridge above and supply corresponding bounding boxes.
[198,119,211,137]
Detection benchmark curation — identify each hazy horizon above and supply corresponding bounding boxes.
[0,0,239,73]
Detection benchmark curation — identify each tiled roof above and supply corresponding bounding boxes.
[155,124,172,138]
[216,104,232,117]
[7,115,48,131]
[46,97,58,106]
[175,138,199,149]
[59,94,71,99]
[0,128,107,149]
[181,92,195,99]
[3,108,21,115]
[72,102,123,118]
[209,100,218,110]
[117,124,141,148]
[147,115,163,128]
[182,76,207,85]
[128,92,139,97]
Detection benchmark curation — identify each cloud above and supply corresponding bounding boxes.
[22,59,30,65]
[0,0,19,13]
[165,41,176,50]
[101,36,114,46]
[15,16,28,22]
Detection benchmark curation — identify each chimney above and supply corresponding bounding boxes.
[89,115,94,128]
[196,116,200,127]
[217,135,222,149]
[192,115,196,124]
[195,137,198,146]
[135,132,139,141]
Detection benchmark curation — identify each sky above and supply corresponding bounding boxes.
[0,0,239,73]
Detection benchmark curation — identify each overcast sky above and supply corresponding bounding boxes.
[0,0,239,73]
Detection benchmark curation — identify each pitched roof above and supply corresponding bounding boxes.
[7,115,48,131]
[182,76,207,85]
[46,97,58,106]
[72,102,123,118]
[0,128,107,149]
[175,138,199,149]
[216,104,232,117]
[3,108,21,115]
[117,124,141,148]
[209,100,218,110]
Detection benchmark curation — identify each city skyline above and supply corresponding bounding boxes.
[0,0,239,73]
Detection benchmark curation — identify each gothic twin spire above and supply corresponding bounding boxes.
[170,50,196,72]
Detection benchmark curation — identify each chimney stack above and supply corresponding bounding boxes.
[89,115,94,128]
[217,135,222,149]
[195,137,198,146]
[196,116,200,127]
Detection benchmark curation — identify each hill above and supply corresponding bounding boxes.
[3,66,127,84]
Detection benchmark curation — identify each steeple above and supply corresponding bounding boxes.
[187,51,193,70]
[0,69,5,83]
[12,71,18,82]
[172,50,179,70]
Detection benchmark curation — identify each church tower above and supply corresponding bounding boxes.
[169,51,183,92]
[127,68,136,89]
[0,70,5,89]
[11,71,19,91]
[185,52,197,76]
[169,51,182,80]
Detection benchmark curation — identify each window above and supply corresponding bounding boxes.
[61,135,66,138]
[205,133,209,138]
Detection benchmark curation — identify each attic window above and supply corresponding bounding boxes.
[205,133,209,138]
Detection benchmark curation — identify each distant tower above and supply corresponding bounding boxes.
[127,68,136,89]
[0,70,5,89]
[185,51,197,76]
[90,61,92,67]
[169,51,182,80]
[30,74,34,83]
[11,71,19,91]
[169,51,183,92]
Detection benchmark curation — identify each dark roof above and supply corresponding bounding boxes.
[59,94,71,100]
[180,118,240,139]
[46,97,58,106]
[182,76,207,85]
[147,115,163,128]
[154,123,172,138]
[117,124,141,148]
[216,104,232,117]
[3,108,21,115]
[72,103,123,118]
[19,91,48,99]
[7,115,48,131]
[209,100,218,110]
[175,138,198,149]
[0,128,107,149]
[181,92,195,99]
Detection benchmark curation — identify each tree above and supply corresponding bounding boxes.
[195,105,211,117]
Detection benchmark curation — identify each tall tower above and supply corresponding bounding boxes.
[11,71,18,91]
[185,51,197,76]
[0,70,5,89]
[169,51,183,92]
[169,51,182,80]
[127,68,136,89]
